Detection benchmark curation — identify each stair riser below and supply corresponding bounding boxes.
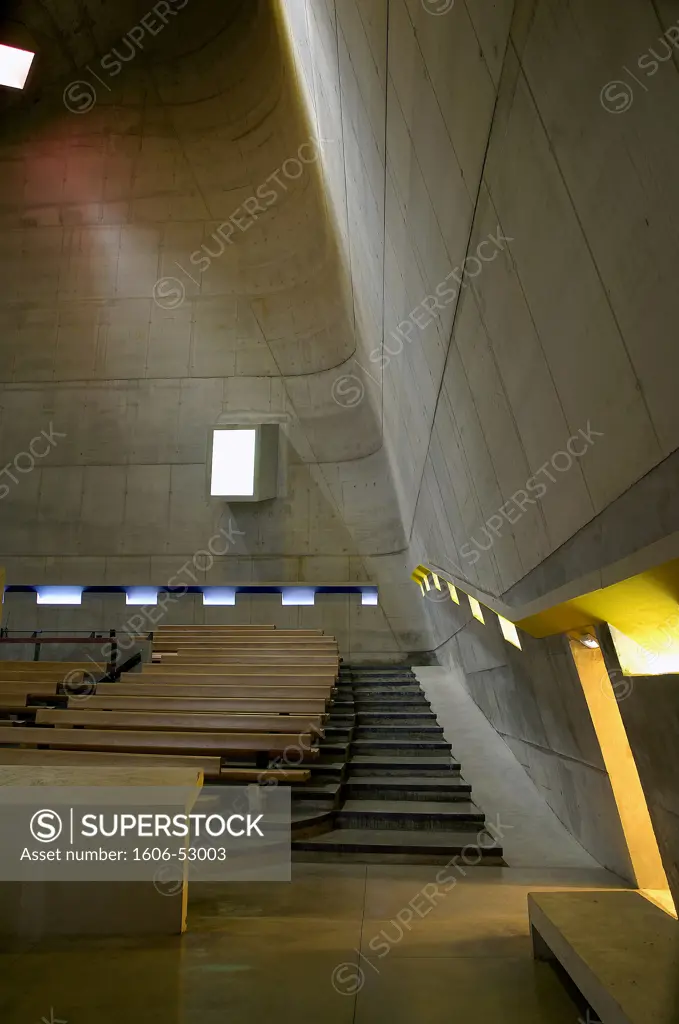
[345,786,471,802]
[356,713,434,721]
[355,729,444,739]
[349,766,461,778]
[352,743,451,755]
[337,813,485,832]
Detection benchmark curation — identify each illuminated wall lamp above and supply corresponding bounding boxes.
[498,615,522,650]
[126,588,158,606]
[209,425,279,502]
[0,44,35,90]
[282,588,315,606]
[202,588,237,606]
[36,586,83,606]
[469,595,485,624]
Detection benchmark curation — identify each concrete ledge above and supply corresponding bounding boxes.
[528,890,679,1023]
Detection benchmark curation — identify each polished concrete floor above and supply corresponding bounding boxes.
[0,863,625,1023]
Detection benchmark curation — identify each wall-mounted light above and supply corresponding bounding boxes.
[203,588,236,606]
[469,595,485,624]
[282,587,315,606]
[0,44,35,90]
[361,588,379,606]
[578,634,600,649]
[36,586,83,606]
[498,615,522,650]
[209,425,279,502]
[126,588,158,606]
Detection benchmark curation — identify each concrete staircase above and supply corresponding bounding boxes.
[293,665,505,863]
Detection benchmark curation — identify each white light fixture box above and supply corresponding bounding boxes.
[37,586,83,606]
[282,588,316,606]
[126,588,158,606]
[203,588,237,606]
[209,425,279,502]
[0,44,35,89]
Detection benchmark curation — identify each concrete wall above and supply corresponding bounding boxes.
[0,589,402,662]
[2,0,679,871]
[423,591,634,880]
[599,627,679,906]
[281,0,679,875]
[0,0,430,654]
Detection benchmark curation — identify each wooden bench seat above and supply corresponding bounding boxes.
[0,746,223,778]
[0,663,105,681]
[155,622,323,630]
[0,724,317,756]
[99,682,332,700]
[153,645,337,654]
[154,654,339,666]
[141,666,336,680]
[77,695,328,714]
[36,708,325,735]
[133,670,334,683]
[0,681,59,695]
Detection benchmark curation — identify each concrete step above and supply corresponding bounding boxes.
[353,689,424,698]
[350,755,460,776]
[354,722,443,733]
[337,799,484,831]
[293,780,342,802]
[325,726,353,739]
[353,700,430,710]
[345,776,472,801]
[293,827,504,863]
[352,738,452,755]
[306,761,344,777]
[317,743,349,762]
[356,711,435,720]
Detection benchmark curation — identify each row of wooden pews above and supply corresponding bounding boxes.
[0,625,340,784]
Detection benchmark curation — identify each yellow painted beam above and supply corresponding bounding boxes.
[569,638,675,915]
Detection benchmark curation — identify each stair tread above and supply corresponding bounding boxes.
[341,799,482,816]
[295,828,501,850]
[351,755,458,766]
[347,775,470,788]
[352,739,451,748]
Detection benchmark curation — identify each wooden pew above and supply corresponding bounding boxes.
[151,658,339,671]
[78,696,328,714]
[0,725,316,757]
[127,671,334,686]
[154,622,323,630]
[0,662,105,680]
[0,682,59,695]
[155,655,340,663]
[0,747,223,778]
[36,709,325,734]
[99,682,332,700]
[153,644,338,653]
[141,665,336,678]
[0,749,310,784]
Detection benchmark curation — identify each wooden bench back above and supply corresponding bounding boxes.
[77,696,328,714]
[0,747,222,777]
[36,709,324,734]
[0,724,314,755]
[99,681,332,699]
